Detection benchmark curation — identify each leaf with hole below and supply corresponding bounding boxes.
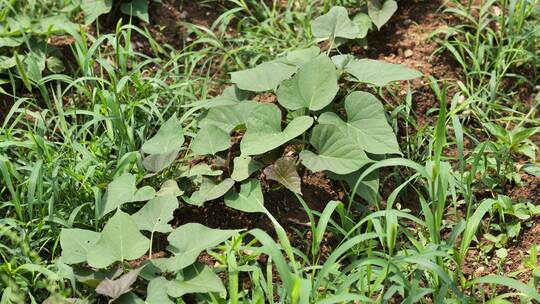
[300,124,370,174]
[132,194,177,233]
[344,59,422,86]
[264,157,302,194]
[277,55,339,111]
[87,210,149,268]
[60,229,100,264]
[225,179,266,213]
[311,6,359,40]
[319,91,400,154]
[240,103,313,155]
[368,0,398,30]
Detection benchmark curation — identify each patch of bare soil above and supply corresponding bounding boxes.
[353,0,460,125]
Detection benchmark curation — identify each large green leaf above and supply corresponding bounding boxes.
[100,174,156,217]
[143,151,178,173]
[368,0,398,30]
[284,47,321,66]
[187,178,235,206]
[319,91,400,154]
[199,101,262,133]
[353,13,373,39]
[264,157,302,194]
[165,223,240,271]
[60,229,100,264]
[120,0,149,23]
[81,0,112,24]
[190,126,230,155]
[345,59,422,86]
[231,60,297,92]
[277,55,338,111]
[87,210,149,268]
[166,264,225,298]
[142,115,184,155]
[300,124,370,174]
[224,179,266,213]
[132,194,178,233]
[231,156,262,182]
[240,103,313,155]
[146,277,174,304]
[311,6,359,39]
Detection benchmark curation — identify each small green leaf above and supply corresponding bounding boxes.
[522,164,540,177]
[120,0,149,23]
[166,264,225,298]
[311,6,359,40]
[100,174,156,217]
[46,56,65,73]
[191,126,230,155]
[319,91,400,154]
[142,115,184,155]
[199,101,262,133]
[368,0,398,30]
[87,210,149,268]
[165,223,240,271]
[156,180,183,197]
[231,156,262,182]
[143,150,178,173]
[81,0,112,24]
[60,229,100,264]
[188,178,235,206]
[132,194,178,233]
[240,103,313,155]
[231,60,297,92]
[300,124,370,174]
[181,163,223,178]
[264,157,302,194]
[225,179,266,213]
[285,47,321,66]
[344,59,422,86]
[277,55,338,111]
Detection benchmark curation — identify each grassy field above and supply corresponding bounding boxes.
[0,0,539,303]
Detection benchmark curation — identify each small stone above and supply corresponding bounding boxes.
[403,19,412,26]
[404,49,414,58]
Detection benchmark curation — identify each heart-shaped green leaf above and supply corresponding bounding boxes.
[277,55,339,111]
[264,157,302,194]
[368,0,398,30]
[100,174,156,217]
[87,210,149,268]
[146,277,174,304]
[311,6,359,40]
[231,60,297,92]
[81,0,112,24]
[187,178,235,206]
[199,101,262,133]
[353,13,373,38]
[191,126,230,155]
[132,194,178,233]
[120,0,149,23]
[319,91,400,154]
[231,156,262,182]
[224,179,266,213]
[240,103,313,155]
[143,151,178,173]
[180,164,223,178]
[165,223,240,271]
[156,180,183,197]
[344,59,421,86]
[166,264,225,298]
[284,47,321,67]
[142,115,184,155]
[60,229,100,264]
[300,124,370,174]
